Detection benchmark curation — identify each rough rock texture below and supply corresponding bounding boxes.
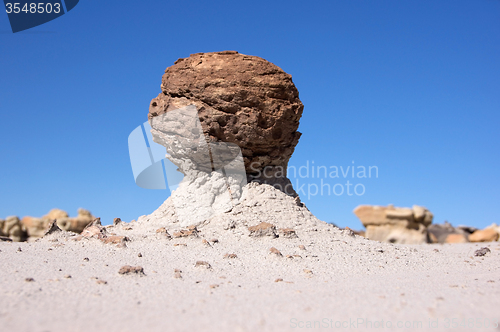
[163,169,246,227]
[353,205,433,244]
[148,51,303,178]
[138,182,335,233]
[144,51,306,227]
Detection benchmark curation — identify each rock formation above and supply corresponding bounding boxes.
[22,208,94,239]
[143,51,305,227]
[1,208,95,242]
[427,222,471,243]
[0,216,26,242]
[353,204,433,244]
[469,228,499,242]
[426,222,500,244]
[444,233,468,244]
[148,51,303,188]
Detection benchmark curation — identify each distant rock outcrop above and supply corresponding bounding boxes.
[469,228,499,242]
[22,208,94,239]
[444,233,468,244]
[426,222,500,244]
[1,208,95,242]
[0,216,26,242]
[428,222,469,244]
[353,204,433,244]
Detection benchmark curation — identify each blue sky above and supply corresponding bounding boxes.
[1,0,499,229]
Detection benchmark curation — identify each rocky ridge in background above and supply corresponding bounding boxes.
[353,204,500,244]
[353,204,433,244]
[0,208,94,242]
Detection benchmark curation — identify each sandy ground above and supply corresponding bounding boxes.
[1,227,499,332]
[1,185,499,332]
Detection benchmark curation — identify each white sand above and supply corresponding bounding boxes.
[1,184,499,332]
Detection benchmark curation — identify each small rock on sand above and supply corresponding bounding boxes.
[92,277,107,285]
[118,265,145,275]
[474,247,491,257]
[156,227,172,239]
[195,261,211,269]
[269,247,282,257]
[173,227,198,238]
[279,228,298,238]
[248,222,277,238]
[102,236,129,245]
[44,220,62,236]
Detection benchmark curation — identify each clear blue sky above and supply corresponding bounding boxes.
[1,0,499,229]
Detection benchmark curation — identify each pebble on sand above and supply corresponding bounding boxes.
[195,261,211,269]
[156,227,172,239]
[474,247,491,257]
[173,226,198,238]
[118,265,145,275]
[279,228,298,239]
[248,222,277,238]
[269,247,282,257]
